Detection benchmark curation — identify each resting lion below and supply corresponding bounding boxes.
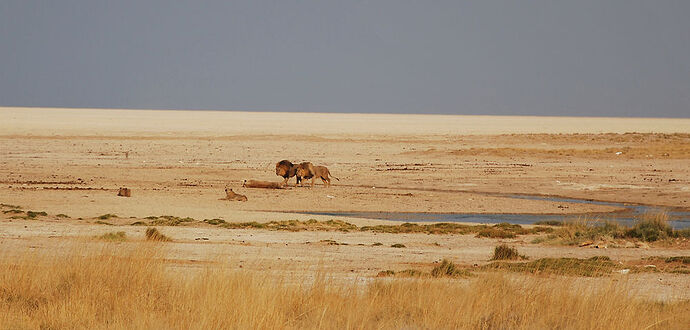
[223,188,248,201]
[313,165,339,187]
[275,160,298,186]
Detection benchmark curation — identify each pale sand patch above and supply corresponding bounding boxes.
[2,107,689,136]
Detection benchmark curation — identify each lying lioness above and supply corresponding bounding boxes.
[223,188,248,201]
[243,180,285,189]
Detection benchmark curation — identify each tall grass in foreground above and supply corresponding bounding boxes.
[1,245,688,329]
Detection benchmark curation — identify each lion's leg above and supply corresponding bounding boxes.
[311,177,315,187]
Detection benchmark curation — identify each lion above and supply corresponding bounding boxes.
[295,162,316,187]
[242,180,284,189]
[223,188,248,201]
[117,187,131,197]
[275,160,298,186]
[313,165,340,187]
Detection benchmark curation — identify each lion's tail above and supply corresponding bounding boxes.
[328,170,340,181]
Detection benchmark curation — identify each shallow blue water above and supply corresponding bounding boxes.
[298,194,690,229]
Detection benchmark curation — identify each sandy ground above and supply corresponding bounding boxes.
[1,107,689,301]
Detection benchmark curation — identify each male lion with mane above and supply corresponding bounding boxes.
[275,160,297,186]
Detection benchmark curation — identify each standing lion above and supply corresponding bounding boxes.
[275,160,298,186]
[295,162,315,187]
[313,165,339,187]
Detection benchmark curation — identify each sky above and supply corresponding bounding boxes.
[1,1,689,117]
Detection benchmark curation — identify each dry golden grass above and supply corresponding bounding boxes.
[1,244,689,329]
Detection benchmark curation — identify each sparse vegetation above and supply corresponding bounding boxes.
[97,213,118,220]
[0,203,21,209]
[664,256,690,264]
[221,219,358,232]
[319,239,347,246]
[204,218,227,225]
[625,212,674,242]
[361,222,552,236]
[430,259,472,278]
[483,256,619,277]
[95,220,114,225]
[2,209,23,214]
[378,260,472,279]
[56,213,70,218]
[97,231,127,241]
[372,242,383,246]
[491,244,527,260]
[145,227,172,242]
[390,243,406,248]
[145,215,196,226]
[476,227,517,238]
[26,211,48,218]
[535,212,689,245]
[534,220,564,226]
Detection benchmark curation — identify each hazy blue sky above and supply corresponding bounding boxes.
[1,1,689,117]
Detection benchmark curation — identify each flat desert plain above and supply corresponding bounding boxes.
[1,107,690,301]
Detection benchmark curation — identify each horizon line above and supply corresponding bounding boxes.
[1,105,688,120]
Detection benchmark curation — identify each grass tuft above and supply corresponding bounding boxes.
[430,259,472,278]
[145,227,172,242]
[390,243,406,248]
[203,218,227,225]
[491,244,527,260]
[97,231,127,241]
[97,214,118,220]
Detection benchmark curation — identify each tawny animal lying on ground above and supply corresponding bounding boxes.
[312,165,339,187]
[222,188,248,201]
[242,179,285,189]
[295,162,316,187]
[275,160,297,186]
